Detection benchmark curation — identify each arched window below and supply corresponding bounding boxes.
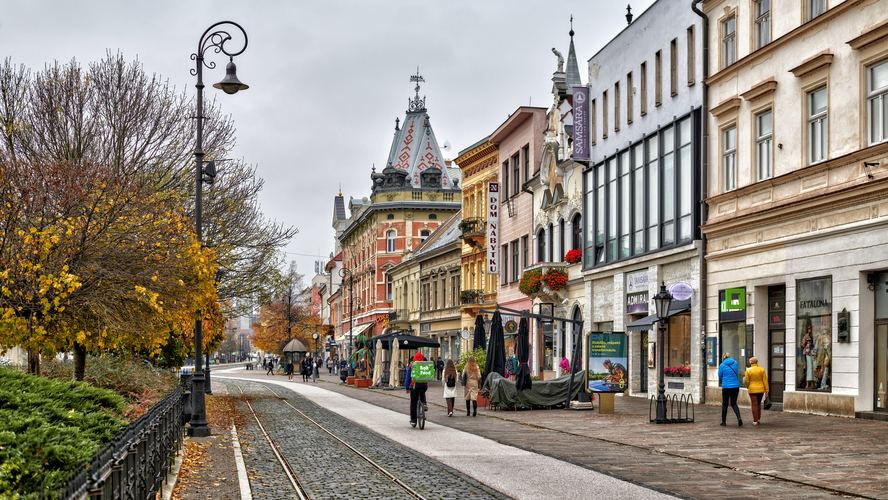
[387,230,396,252]
[572,213,583,251]
[548,223,554,262]
[537,228,546,263]
[419,229,430,244]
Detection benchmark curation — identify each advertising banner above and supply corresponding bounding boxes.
[587,333,628,392]
[487,182,499,274]
[572,86,589,160]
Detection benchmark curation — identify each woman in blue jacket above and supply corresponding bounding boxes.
[718,352,743,427]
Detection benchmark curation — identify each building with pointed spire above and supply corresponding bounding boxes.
[333,73,462,355]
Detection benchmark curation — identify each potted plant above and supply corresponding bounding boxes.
[564,248,582,265]
[349,334,374,386]
[663,366,691,377]
[543,268,568,291]
[519,268,543,296]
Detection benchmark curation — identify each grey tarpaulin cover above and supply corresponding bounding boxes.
[485,372,583,409]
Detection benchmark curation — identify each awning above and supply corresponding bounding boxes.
[625,299,692,331]
[347,322,375,338]
[371,331,440,349]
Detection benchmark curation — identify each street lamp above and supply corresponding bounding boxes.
[282,292,293,364]
[338,267,362,376]
[312,332,320,358]
[652,281,674,424]
[188,21,249,438]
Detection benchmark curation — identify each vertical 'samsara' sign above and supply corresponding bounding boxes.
[487,182,499,274]
[572,86,589,161]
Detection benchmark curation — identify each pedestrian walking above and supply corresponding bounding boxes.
[442,359,457,416]
[718,352,743,427]
[301,358,310,382]
[405,352,429,426]
[436,356,444,381]
[286,358,294,381]
[462,355,482,417]
[266,358,275,376]
[744,357,770,425]
[312,357,319,382]
[327,357,333,374]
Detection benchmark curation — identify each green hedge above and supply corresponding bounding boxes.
[0,368,127,498]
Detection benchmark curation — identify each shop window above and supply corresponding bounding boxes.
[797,277,832,392]
[667,314,691,369]
[867,59,888,145]
[721,322,749,380]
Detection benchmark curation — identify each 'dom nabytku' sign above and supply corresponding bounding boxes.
[487,182,499,274]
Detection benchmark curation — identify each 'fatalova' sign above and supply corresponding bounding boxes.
[487,182,499,274]
[572,86,589,161]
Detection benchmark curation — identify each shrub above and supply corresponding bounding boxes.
[42,354,178,419]
[456,347,487,376]
[0,368,127,497]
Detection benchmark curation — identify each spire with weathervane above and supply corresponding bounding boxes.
[566,16,582,89]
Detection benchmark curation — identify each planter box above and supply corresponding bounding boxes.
[347,376,356,385]
[355,378,373,388]
[477,394,490,408]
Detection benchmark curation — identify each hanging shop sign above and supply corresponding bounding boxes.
[572,86,589,161]
[719,288,746,322]
[670,282,694,301]
[487,182,499,274]
[587,332,628,392]
[460,329,471,340]
[626,270,649,314]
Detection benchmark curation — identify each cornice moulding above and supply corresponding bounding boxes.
[789,51,833,78]
[709,96,742,118]
[741,79,778,101]
[847,19,888,51]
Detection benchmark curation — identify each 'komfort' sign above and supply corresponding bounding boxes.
[487,182,499,274]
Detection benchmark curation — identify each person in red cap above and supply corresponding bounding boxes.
[406,352,429,425]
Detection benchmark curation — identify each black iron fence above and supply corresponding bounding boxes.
[458,217,486,236]
[42,383,187,499]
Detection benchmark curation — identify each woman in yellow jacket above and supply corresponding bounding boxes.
[744,357,769,425]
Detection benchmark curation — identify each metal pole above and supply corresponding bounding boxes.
[656,319,667,423]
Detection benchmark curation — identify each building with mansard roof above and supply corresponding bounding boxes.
[333,74,461,356]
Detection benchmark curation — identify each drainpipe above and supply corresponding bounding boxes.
[692,0,710,400]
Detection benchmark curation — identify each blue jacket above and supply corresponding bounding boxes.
[718,358,741,389]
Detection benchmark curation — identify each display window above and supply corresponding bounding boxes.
[796,277,832,392]
[721,322,748,381]
[666,314,691,369]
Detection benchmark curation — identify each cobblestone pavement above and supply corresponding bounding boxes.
[216,368,888,499]
[226,379,510,500]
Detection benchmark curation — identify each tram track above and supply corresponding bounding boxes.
[234,382,429,500]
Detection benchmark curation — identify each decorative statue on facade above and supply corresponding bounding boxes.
[552,48,565,73]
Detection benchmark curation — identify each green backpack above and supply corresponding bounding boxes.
[411,361,436,383]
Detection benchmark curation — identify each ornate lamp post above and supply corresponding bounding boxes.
[312,332,320,358]
[652,282,674,424]
[188,21,249,438]
[338,267,362,376]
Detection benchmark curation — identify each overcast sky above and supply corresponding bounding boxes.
[2,0,656,283]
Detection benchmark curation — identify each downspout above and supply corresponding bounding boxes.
[692,0,710,400]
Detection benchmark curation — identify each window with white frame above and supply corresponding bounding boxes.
[808,0,825,20]
[723,126,737,192]
[755,0,770,49]
[756,110,773,181]
[723,16,736,67]
[386,230,396,252]
[385,275,393,301]
[867,59,888,145]
[808,87,828,164]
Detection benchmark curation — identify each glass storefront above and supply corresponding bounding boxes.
[666,315,691,369]
[873,271,888,409]
[721,322,748,381]
[796,277,832,392]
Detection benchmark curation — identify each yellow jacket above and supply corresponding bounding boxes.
[744,363,769,394]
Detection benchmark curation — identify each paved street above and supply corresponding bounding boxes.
[213,365,888,499]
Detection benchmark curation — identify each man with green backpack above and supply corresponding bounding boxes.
[406,352,434,425]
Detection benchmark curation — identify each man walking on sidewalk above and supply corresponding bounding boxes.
[266,359,275,376]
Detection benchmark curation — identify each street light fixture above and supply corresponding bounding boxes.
[188,21,249,438]
[652,281,674,424]
[312,332,320,359]
[338,267,362,376]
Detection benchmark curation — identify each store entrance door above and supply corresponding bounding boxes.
[875,323,888,410]
[769,329,785,403]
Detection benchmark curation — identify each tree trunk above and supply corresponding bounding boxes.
[73,343,87,381]
[27,350,40,376]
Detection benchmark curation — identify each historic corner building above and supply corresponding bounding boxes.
[524,25,586,380]
[699,0,888,417]
[454,138,499,356]
[387,212,463,362]
[332,75,462,354]
[576,1,706,400]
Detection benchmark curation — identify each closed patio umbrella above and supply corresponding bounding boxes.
[515,316,533,391]
[374,338,384,387]
[472,314,487,350]
[483,310,506,389]
[389,336,400,388]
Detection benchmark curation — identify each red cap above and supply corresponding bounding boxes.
[413,352,424,362]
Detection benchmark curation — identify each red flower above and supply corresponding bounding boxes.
[564,248,582,264]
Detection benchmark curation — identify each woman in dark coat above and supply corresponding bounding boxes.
[301,358,310,382]
[286,358,294,381]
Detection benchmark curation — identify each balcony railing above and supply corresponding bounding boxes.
[459,217,486,237]
[459,289,485,305]
[389,309,409,322]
